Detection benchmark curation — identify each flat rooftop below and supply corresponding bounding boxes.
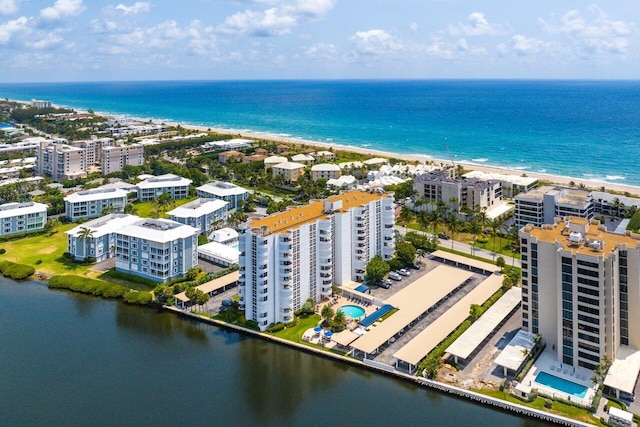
[493,330,536,372]
[350,265,473,355]
[431,250,498,273]
[248,190,389,235]
[446,286,522,361]
[462,170,538,187]
[393,273,503,366]
[604,345,640,395]
[524,217,640,257]
[175,271,239,302]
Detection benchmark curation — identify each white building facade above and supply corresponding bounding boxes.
[136,174,192,202]
[64,188,128,221]
[115,218,199,283]
[238,190,395,330]
[167,198,229,235]
[0,202,48,237]
[520,218,640,371]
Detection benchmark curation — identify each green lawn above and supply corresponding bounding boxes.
[0,223,100,278]
[476,390,603,426]
[132,196,197,218]
[272,314,321,342]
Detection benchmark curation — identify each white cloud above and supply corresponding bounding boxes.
[422,37,486,59]
[305,42,337,59]
[217,8,296,36]
[115,2,151,15]
[40,0,85,21]
[0,15,29,44]
[29,32,64,49]
[449,12,498,36]
[539,7,633,57]
[0,0,20,15]
[498,35,550,57]
[98,19,218,58]
[351,29,403,56]
[217,0,336,36]
[409,21,418,35]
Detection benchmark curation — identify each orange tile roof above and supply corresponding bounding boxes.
[248,190,388,235]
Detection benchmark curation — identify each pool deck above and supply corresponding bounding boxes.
[516,350,596,407]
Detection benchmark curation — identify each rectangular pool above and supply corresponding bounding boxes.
[534,371,589,399]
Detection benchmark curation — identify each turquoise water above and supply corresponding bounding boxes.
[0,80,639,185]
[535,371,589,398]
[339,304,366,318]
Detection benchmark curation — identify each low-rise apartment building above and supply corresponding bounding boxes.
[196,181,249,210]
[0,202,47,237]
[136,174,192,202]
[272,162,306,183]
[115,218,199,283]
[64,188,128,221]
[311,164,341,181]
[514,186,593,228]
[167,198,229,235]
[66,213,139,262]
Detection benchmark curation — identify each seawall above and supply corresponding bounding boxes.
[165,306,592,427]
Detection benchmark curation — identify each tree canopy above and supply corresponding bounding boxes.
[366,255,390,284]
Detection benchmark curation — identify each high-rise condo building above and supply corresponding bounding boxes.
[238,190,395,330]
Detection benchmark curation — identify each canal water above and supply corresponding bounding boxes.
[0,278,548,426]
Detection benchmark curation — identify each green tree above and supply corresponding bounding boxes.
[397,205,414,235]
[395,241,417,266]
[77,226,94,261]
[331,310,347,332]
[321,305,335,327]
[469,304,482,321]
[496,256,506,272]
[366,255,390,284]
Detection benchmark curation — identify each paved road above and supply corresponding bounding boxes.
[395,226,521,268]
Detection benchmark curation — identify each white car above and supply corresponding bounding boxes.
[398,268,411,277]
[388,272,402,281]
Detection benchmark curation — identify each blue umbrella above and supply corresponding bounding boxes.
[314,326,322,333]
[324,330,333,337]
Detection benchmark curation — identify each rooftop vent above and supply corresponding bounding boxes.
[568,231,583,246]
[589,240,603,252]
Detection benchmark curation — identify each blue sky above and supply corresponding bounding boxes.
[0,0,637,81]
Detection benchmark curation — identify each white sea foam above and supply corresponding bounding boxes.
[606,175,626,181]
[471,158,488,163]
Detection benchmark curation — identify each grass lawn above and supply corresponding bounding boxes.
[0,223,101,278]
[272,314,321,342]
[476,389,603,426]
[132,196,197,218]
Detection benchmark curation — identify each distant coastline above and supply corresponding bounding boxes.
[3,79,640,194]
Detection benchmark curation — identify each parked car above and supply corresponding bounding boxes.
[398,268,411,277]
[379,280,390,289]
[438,233,450,240]
[410,263,422,270]
[388,272,402,281]
[221,299,233,307]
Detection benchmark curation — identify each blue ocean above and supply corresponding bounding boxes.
[1,80,639,185]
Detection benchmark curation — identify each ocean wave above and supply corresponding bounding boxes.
[606,175,626,181]
[512,166,531,170]
[538,169,547,173]
[471,158,488,163]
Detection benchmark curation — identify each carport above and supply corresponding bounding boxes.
[431,250,497,275]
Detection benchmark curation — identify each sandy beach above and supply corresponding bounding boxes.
[177,122,640,197]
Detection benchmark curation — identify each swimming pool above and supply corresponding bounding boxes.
[338,305,366,319]
[534,371,589,399]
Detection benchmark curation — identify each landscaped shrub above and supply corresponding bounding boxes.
[48,275,129,299]
[267,322,285,333]
[0,261,35,280]
[124,291,152,305]
[0,248,6,254]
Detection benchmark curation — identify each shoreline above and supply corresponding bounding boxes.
[9,97,640,196]
[180,122,640,197]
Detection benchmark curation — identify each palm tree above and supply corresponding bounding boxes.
[445,213,462,250]
[490,216,505,259]
[398,205,414,235]
[77,226,94,261]
[612,198,624,218]
[321,305,334,327]
[416,210,430,233]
